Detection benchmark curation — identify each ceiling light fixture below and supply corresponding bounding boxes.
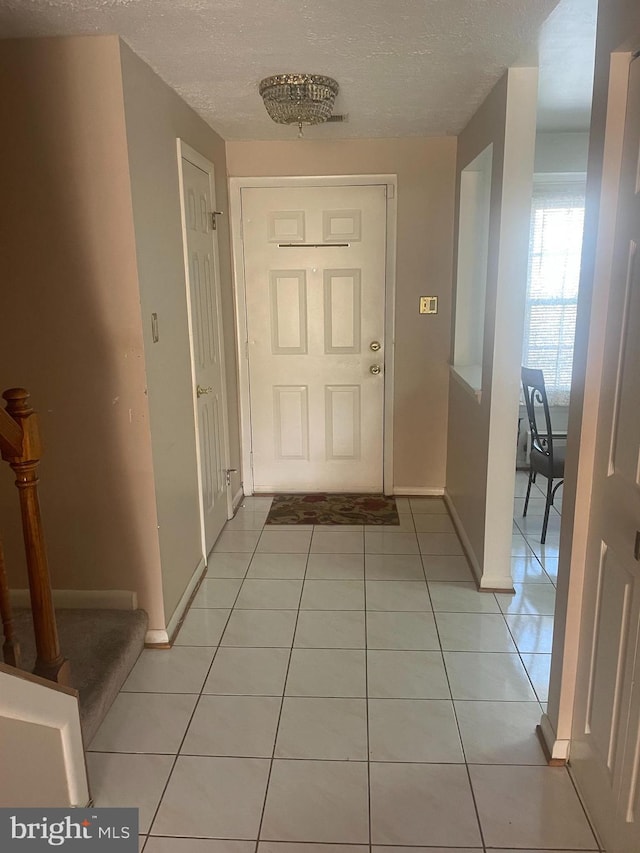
[258,73,339,137]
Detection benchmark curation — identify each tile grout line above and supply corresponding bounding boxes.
[417,499,488,852]
[143,513,264,840]
[565,760,608,852]
[363,528,373,853]
[253,519,312,850]
[501,598,548,707]
[510,503,556,706]
[88,749,557,766]
[428,570,487,851]
[100,758,571,774]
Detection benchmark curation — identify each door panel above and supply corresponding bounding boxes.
[571,55,640,853]
[324,270,361,353]
[325,385,361,460]
[241,184,387,492]
[586,545,634,777]
[610,242,639,480]
[182,157,229,552]
[273,385,309,460]
[269,271,307,353]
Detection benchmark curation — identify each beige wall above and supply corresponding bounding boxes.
[0,36,164,627]
[120,43,240,623]
[226,138,457,491]
[446,68,538,586]
[446,76,507,573]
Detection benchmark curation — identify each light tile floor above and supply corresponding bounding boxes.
[88,476,601,852]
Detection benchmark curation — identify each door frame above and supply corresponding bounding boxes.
[229,174,398,495]
[177,139,233,559]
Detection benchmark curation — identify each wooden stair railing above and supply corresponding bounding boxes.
[0,388,70,685]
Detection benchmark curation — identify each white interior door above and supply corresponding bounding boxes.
[571,55,640,853]
[181,151,230,554]
[241,184,387,492]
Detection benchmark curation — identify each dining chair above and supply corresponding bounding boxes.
[521,366,565,544]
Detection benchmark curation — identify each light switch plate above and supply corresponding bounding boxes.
[419,296,438,314]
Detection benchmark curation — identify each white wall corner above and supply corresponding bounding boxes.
[444,490,482,585]
[483,65,538,595]
[539,711,570,762]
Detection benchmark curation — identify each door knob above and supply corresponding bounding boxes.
[197,385,212,397]
[370,364,382,375]
[370,341,382,352]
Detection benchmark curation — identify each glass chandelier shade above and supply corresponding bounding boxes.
[258,74,339,130]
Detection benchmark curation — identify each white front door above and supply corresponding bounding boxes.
[241,184,387,492]
[571,55,640,853]
[181,151,230,554]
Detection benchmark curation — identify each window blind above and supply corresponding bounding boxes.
[522,180,586,406]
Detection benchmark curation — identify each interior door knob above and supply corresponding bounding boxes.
[370,364,382,375]
[197,385,212,397]
[370,341,381,351]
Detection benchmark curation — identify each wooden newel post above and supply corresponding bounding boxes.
[1,388,70,685]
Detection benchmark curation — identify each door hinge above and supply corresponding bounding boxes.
[210,210,223,231]
[245,340,249,359]
[249,452,254,471]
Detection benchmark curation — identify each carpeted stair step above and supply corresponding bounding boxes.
[12,608,147,745]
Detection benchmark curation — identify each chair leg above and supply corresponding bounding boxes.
[523,469,534,517]
[541,478,553,544]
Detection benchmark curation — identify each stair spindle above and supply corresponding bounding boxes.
[1,389,69,685]
[0,537,21,668]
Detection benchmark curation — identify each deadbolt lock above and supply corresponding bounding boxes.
[370,364,382,375]
[370,341,381,351]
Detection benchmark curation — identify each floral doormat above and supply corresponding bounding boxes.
[266,493,400,526]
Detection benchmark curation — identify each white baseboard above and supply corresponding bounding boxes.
[10,589,137,611]
[144,628,170,645]
[155,557,207,646]
[539,712,570,762]
[232,488,245,511]
[479,570,515,591]
[443,491,483,585]
[393,487,445,496]
[443,490,513,591]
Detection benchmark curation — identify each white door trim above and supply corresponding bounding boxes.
[177,139,233,560]
[229,174,397,495]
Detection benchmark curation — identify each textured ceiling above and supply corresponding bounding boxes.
[0,0,592,140]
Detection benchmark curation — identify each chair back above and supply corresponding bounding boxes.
[521,367,555,459]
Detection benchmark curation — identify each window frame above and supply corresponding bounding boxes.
[522,172,587,406]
